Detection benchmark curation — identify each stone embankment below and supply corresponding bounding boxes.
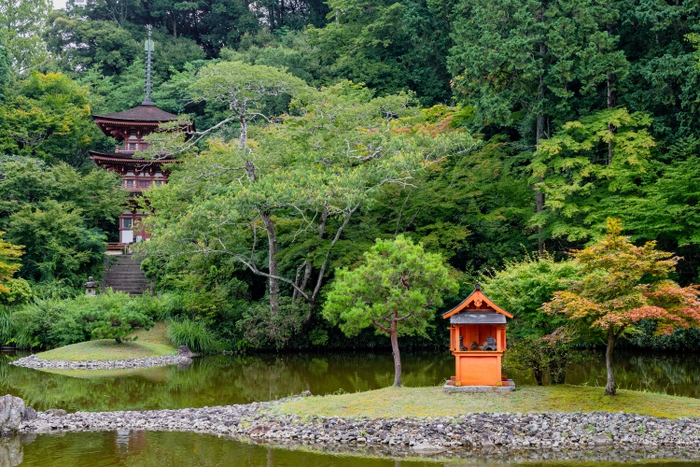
[10,346,195,371]
[10,354,192,371]
[14,395,700,458]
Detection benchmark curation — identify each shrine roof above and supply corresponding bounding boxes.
[442,284,513,319]
[93,103,179,123]
[449,311,507,325]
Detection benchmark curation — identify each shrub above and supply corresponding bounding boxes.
[167,318,220,353]
[479,253,580,339]
[0,278,32,307]
[7,290,153,348]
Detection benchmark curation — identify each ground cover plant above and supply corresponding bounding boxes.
[37,322,176,361]
[281,386,700,419]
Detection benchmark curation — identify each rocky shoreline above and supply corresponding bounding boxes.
[9,354,192,371]
[13,395,700,458]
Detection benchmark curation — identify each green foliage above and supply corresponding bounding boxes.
[503,333,592,386]
[0,156,124,284]
[449,0,628,136]
[0,0,51,72]
[352,134,534,273]
[0,72,107,167]
[0,278,31,306]
[167,318,221,353]
[308,0,452,105]
[236,297,310,350]
[530,109,656,243]
[544,218,700,395]
[480,254,580,339]
[0,230,22,294]
[4,291,155,348]
[324,235,457,339]
[324,235,457,385]
[8,201,107,285]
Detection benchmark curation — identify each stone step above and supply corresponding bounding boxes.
[103,255,150,295]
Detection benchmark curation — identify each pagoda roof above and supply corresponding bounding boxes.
[89,151,178,164]
[442,284,513,319]
[93,103,179,123]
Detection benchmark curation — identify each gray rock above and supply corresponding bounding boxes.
[0,396,24,436]
[21,408,36,422]
[177,346,193,358]
[411,442,445,453]
[44,409,66,418]
[592,435,613,445]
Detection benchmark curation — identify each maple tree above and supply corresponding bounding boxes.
[0,231,22,295]
[543,218,700,395]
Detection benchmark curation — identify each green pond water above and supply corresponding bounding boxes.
[1,350,699,465]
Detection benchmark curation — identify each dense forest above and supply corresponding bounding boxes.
[2,0,700,353]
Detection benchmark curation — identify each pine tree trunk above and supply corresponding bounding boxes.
[605,328,616,396]
[390,319,402,387]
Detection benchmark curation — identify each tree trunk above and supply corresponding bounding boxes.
[607,71,614,164]
[533,366,543,386]
[260,211,280,317]
[549,361,566,384]
[390,318,402,387]
[239,116,248,150]
[605,327,616,396]
[535,64,546,255]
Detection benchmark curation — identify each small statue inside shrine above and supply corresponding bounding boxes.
[459,336,468,351]
[481,335,497,351]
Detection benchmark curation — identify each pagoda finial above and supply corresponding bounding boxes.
[143,25,154,106]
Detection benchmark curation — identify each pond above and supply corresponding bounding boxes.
[2,350,700,466]
[2,430,700,467]
[1,350,700,413]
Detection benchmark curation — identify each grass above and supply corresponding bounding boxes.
[280,385,700,419]
[36,322,177,361]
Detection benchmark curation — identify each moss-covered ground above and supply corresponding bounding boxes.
[280,385,700,419]
[36,322,176,361]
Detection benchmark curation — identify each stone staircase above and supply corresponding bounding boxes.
[102,255,151,295]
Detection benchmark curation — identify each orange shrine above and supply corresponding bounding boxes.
[443,284,515,390]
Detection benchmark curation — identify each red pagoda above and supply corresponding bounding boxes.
[89,26,191,250]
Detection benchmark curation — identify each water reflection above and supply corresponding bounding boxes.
[10,431,441,467]
[513,351,700,398]
[1,350,700,414]
[4,431,700,467]
[0,352,455,412]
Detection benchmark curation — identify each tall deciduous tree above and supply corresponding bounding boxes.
[143,80,464,347]
[0,0,50,72]
[323,235,457,386]
[0,72,106,167]
[449,0,629,251]
[529,108,655,243]
[187,61,309,150]
[543,218,700,396]
[308,0,452,105]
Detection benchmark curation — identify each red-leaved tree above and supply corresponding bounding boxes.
[543,218,700,395]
